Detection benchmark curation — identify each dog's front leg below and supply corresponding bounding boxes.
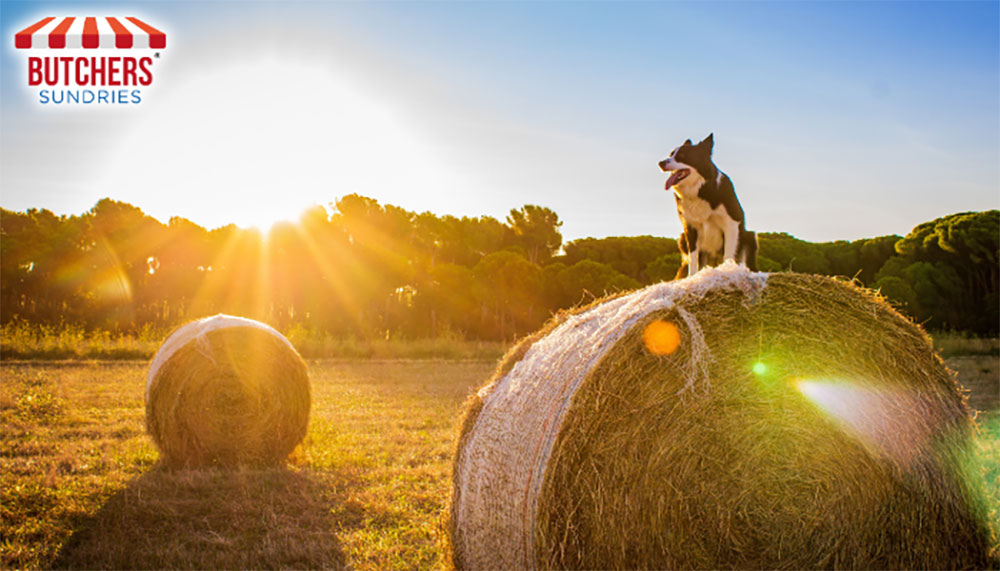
[688,246,700,276]
[685,226,700,276]
[723,219,740,263]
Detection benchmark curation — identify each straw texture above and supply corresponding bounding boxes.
[449,263,996,570]
[146,315,310,468]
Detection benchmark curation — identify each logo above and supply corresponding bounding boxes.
[14,16,167,106]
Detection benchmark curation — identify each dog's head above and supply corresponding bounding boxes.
[658,133,715,192]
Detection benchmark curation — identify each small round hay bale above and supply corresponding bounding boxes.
[146,314,310,468]
[449,263,997,570]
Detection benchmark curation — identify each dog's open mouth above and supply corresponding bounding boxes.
[665,169,690,189]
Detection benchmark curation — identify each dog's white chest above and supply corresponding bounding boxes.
[677,195,715,224]
[676,196,732,254]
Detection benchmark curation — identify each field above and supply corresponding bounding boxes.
[2,351,998,569]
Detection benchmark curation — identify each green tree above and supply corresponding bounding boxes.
[877,211,998,333]
[506,205,562,265]
[331,194,417,337]
[556,260,640,307]
[474,251,543,339]
[858,235,901,285]
[1,208,89,324]
[645,253,683,283]
[758,232,831,274]
[873,275,918,313]
[821,240,861,280]
[422,263,483,337]
[563,236,678,283]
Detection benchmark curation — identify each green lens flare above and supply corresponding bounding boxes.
[752,361,768,376]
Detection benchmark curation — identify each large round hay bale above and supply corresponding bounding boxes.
[146,314,310,468]
[449,263,997,569]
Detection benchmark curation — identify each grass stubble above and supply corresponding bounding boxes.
[1,359,494,569]
[1,345,997,569]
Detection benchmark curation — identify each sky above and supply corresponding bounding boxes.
[1,1,998,243]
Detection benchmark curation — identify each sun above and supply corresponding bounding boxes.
[97,56,450,231]
[223,199,311,234]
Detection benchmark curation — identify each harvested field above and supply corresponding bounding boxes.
[1,351,997,569]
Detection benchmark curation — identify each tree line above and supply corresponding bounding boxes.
[1,196,996,339]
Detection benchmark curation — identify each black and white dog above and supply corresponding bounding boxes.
[658,133,757,278]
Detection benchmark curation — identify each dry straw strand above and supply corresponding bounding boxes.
[449,264,997,570]
[146,315,310,469]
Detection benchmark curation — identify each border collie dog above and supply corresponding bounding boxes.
[658,133,757,278]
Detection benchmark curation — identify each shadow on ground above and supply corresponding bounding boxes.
[52,466,347,569]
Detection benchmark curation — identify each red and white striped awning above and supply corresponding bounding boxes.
[15,17,166,50]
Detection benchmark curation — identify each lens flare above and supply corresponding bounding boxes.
[643,320,681,355]
[795,379,938,466]
[752,361,768,376]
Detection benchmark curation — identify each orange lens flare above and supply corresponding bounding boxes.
[643,319,681,355]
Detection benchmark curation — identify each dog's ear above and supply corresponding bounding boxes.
[684,139,693,146]
[699,133,714,152]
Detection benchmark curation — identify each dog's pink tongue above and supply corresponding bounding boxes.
[665,171,682,189]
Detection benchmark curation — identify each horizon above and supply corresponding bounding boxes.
[1,1,998,243]
[2,193,992,246]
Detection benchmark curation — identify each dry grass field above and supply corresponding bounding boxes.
[1,351,997,570]
[1,360,495,569]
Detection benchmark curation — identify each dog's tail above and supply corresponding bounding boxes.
[740,230,759,271]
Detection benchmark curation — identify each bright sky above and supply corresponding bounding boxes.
[1,1,997,242]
